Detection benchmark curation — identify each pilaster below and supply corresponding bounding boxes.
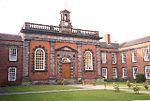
[77,43,82,79]
[23,40,30,80]
[96,45,101,78]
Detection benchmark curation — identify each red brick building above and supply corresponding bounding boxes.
[0,34,23,85]
[0,9,150,85]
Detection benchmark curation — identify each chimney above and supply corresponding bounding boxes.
[104,32,111,44]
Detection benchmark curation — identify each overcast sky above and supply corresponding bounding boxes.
[0,0,150,43]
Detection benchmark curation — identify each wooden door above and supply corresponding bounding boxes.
[62,63,71,79]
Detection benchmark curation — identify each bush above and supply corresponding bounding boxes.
[126,80,133,88]
[113,83,119,92]
[143,81,149,90]
[133,85,140,94]
[135,73,146,83]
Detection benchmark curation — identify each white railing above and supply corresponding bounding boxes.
[22,22,99,36]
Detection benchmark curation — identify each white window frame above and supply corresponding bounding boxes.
[112,68,117,79]
[133,67,138,79]
[145,66,150,79]
[112,53,117,64]
[121,52,126,63]
[84,51,93,71]
[102,68,107,79]
[8,67,17,81]
[9,48,17,61]
[131,49,137,63]
[34,48,46,70]
[122,68,127,79]
[143,47,150,61]
[101,52,107,64]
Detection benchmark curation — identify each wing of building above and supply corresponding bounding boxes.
[0,10,150,86]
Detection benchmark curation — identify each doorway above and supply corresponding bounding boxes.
[62,63,71,79]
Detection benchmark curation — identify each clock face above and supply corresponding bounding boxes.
[64,22,68,26]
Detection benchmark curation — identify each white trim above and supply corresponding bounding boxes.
[84,51,93,70]
[122,68,127,79]
[102,68,107,79]
[9,48,17,61]
[133,67,138,79]
[101,52,107,64]
[112,53,117,64]
[143,47,150,61]
[112,68,117,79]
[121,52,126,63]
[34,48,45,70]
[8,67,16,81]
[145,66,150,79]
[131,49,137,63]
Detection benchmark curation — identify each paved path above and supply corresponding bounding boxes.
[0,84,150,96]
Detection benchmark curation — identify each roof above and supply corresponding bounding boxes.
[60,9,70,13]
[100,42,119,49]
[0,33,22,41]
[21,22,101,40]
[119,35,150,48]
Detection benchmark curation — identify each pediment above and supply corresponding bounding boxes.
[56,46,77,52]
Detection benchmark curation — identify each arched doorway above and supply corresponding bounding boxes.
[56,46,76,79]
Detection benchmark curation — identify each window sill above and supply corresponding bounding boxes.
[32,69,48,73]
[84,70,95,72]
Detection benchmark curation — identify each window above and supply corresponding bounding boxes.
[112,68,117,79]
[131,49,137,63]
[101,52,107,64]
[102,68,107,79]
[8,67,16,81]
[112,53,117,64]
[145,66,150,79]
[133,67,138,79]
[84,51,93,70]
[121,52,126,63]
[9,48,17,61]
[122,68,127,79]
[143,47,150,61]
[34,48,46,70]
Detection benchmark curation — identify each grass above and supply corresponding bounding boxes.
[0,89,150,101]
[0,85,80,92]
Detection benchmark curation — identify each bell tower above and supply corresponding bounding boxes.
[59,9,72,33]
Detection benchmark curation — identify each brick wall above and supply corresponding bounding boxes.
[0,37,23,86]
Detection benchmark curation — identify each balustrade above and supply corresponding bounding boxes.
[22,22,99,36]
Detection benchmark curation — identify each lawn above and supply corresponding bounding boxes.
[0,85,80,92]
[96,81,150,91]
[0,89,150,101]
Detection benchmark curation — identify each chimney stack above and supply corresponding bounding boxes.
[104,32,111,44]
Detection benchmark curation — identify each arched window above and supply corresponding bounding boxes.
[34,48,45,70]
[84,51,93,70]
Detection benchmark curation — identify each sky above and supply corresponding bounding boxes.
[0,0,150,43]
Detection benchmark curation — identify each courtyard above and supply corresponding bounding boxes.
[0,82,150,101]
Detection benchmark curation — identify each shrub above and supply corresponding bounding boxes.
[135,73,146,83]
[126,80,133,88]
[143,81,149,90]
[113,83,119,92]
[133,84,140,94]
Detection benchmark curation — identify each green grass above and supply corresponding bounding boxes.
[1,85,80,92]
[0,90,150,101]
